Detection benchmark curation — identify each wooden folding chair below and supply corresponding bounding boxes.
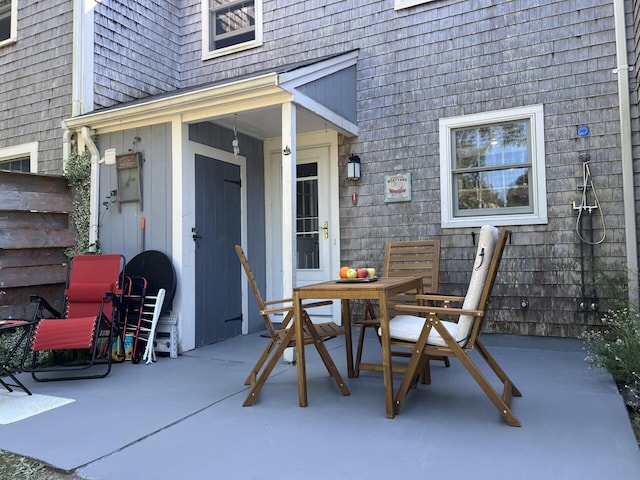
[388,227,522,426]
[354,239,446,376]
[235,245,349,406]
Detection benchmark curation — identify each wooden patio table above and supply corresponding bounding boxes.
[293,276,423,419]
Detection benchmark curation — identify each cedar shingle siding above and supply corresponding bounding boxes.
[87,0,640,336]
[4,0,637,337]
[0,1,73,173]
[94,0,181,108]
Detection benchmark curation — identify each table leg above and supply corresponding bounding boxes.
[293,292,307,407]
[378,294,395,419]
[342,299,354,378]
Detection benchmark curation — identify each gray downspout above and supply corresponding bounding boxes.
[613,0,639,309]
[80,126,101,251]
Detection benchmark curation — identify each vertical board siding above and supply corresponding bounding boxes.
[97,124,172,263]
[0,1,73,173]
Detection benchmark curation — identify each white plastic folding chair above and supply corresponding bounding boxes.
[141,288,166,364]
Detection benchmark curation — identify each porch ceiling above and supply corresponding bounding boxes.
[210,104,340,140]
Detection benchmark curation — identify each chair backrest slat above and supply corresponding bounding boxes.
[235,245,277,339]
[383,240,440,294]
[382,240,440,314]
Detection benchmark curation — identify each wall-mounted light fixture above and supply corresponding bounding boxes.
[347,154,361,181]
[100,148,117,166]
[232,114,240,158]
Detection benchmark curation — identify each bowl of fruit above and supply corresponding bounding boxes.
[337,266,377,282]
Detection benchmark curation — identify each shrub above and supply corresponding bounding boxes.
[581,307,640,388]
[64,148,94,256]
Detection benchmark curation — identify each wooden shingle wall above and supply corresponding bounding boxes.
[0,1,73,173]
[337,0,626,336]
[93,0,182,108]
[91,0,633,336]
[0,171,75,319]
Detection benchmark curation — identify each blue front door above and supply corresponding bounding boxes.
[194,154,242,345]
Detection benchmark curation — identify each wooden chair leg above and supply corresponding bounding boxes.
[244,340,276,385]
[455,346,521,426]
[354,324,367,378]
[243,329,295,406]
[354,302,378,377]
[420,358,432,385]
[304,316,350,396]
[394,326,432,414]
[475,339,522,398]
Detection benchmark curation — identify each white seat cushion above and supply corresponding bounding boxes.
[456,225,499,343]
[385,225,499,348]
[382,314,458,347]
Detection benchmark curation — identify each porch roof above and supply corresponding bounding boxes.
[64,51,359,139]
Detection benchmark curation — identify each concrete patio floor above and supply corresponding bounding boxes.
[2,332,639,479]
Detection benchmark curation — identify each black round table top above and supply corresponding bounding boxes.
[124,250,176,314]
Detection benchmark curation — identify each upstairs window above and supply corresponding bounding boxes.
[202,0,262,59]
[0,0,17,46]
[439,105,547,228]
[394,0,436,10]
[0,156,30,172]
[0,142,38,173]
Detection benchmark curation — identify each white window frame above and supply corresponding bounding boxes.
[0,142,38,172]
[394,0,436,10]
[0,0,18,47]
[439,105,547,228]
[201,0,263,60]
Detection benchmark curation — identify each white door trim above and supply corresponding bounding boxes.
[264,130,341,323]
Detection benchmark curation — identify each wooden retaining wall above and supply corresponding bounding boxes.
[0,171,76,319]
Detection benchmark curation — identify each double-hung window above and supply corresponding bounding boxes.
[0,0,17,46]
[394,0,436,10]
[0,142,38,173]
[202,0,262,59]
[439,105,547,228]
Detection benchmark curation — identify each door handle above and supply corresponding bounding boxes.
[192,227,202,241]
[322,221,329,239]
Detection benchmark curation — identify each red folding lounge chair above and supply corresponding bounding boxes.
[23,254,125,381]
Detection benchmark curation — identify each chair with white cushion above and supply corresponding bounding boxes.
[354,239,446,377]
[387,226,521,426]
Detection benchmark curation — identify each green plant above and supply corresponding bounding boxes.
[0,330,25,373]
[64,148,95,256]
[580,264,640,443]
[581,307,640,387]
[582,307,640,445]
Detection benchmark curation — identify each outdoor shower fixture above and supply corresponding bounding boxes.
[573,149,605,314]
[572,153,606,245]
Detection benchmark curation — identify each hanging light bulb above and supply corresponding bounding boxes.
[232,114,240,158]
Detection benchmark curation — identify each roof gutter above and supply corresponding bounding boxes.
[613,0,639,309]
[64,73,283,132]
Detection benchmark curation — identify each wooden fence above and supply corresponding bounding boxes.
[0,171,76,319]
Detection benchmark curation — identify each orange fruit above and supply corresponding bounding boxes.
[339,266,350,278]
